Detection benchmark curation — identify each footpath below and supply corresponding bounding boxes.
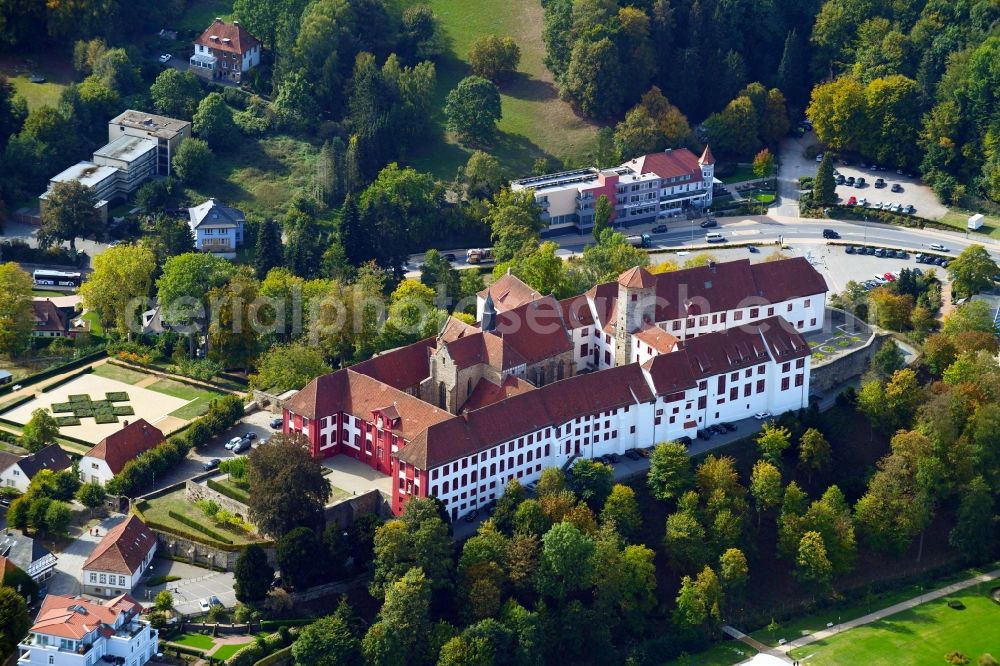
[722,566,1000,664]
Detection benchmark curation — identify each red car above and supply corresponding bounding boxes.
[883,272,896,282]
[846,196,858,206]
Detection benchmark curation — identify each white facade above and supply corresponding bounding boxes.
[424,336,810,519]
[82,542,156,597]
[78,457,114,486]
[1,462,30,492]
[658,296,826,340]
[19,604,157,666]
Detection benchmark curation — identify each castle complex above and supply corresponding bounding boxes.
[284,257,829,519]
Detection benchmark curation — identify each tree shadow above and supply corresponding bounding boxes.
[501,71,559,103]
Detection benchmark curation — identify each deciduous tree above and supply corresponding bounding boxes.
[20,409,59,453]
[276,526,326,591]
[600,484,641,542]
[247,432,330,537]
[756,422,792,467]
[795,530,833,590]
[81,244,156,339]
[948,245,1000,298]
[750,460,782,525]
[468,35,521,82]
[39,180,101,253]
[0,263,33,357]
[249,342,330,394]
[292,613,361,666]
[234,544,274,603]
[535,522,594,603]
[445,76,502,146]
[149,69,202,119]
[171,138,213,181]
[798,428,831,481]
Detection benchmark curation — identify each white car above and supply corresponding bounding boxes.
[929,243,949,252]
[159,54,172,63]
[815,153,824,163]
[199,599,210,612]
[224,436,242,450]
[753,411,772,420]
[873,274,887,284]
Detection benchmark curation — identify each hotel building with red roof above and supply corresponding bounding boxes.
[510,146,717,234]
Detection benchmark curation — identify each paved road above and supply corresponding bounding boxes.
[783,568,1000,657]
[48,514,126,597]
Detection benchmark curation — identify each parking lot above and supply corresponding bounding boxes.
[830,163,948,220]
[134,558,236,616]
[152,408,281,490]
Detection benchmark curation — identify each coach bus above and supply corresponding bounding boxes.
[32,269,82,287]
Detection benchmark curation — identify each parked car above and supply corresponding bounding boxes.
[158,54,172,63]
[865,246,876,255]
[904,204,915,214]
[929,243,949,252]
[915,253,926,263]
[846,196,857,206]
[721,422,738,432]
[835,174,845,185]
[890,203,902,213]
[199,599,211,613]
[748,245,759,253]
[464,509,480,523]
[874,178,886,188]
[822,228,840,239]
[815,153,824,162]
[753,411,772,420]
[874,248,886,257]
[697,429,713,440]
[637,447,652,457]
[676,436,693,447]
[202,458,221,471]
[710,424,728,435]
[225,436,242,450]
[651,224,668,233]
[607,453,620,463]
[856,177,866,187]
[891,183,903,193]
[846,176,856,186]
[242,432,258,441]
[270,417,283,429]
[873,202,884,210]
[883,272,896,282]
[442,253,457,262]
[873,274,887,283]
[845,245,855,254]
[209,596,222,608]
[624,449,641,460]
[700,218,718,228]
[937,257,948,266]
[232,439,251,453]
[858,197,868,206]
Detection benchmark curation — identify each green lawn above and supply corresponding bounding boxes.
[718,163,758,184]
[171,633,216,651]
[8,74,67,111]
[210,642,252,661]
[31,289,67,297]
[753,193,776,203]
[661,642,757,666]
[750,564,999,647]
[146,378,226,420]
[939,209,1000,240]
[789,590,1000,666]
[406,0,599,179]
[137,489,263,546]
[176,0,233,32]
[181,135,321,219]
[80,311,104,338]
[91,364,150,385]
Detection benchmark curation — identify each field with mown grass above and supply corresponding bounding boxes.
[181,135,321,219]
[939,209,1000,240]
[788,589,1000,666]
[405,0,600,179]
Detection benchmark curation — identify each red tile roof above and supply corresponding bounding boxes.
[351,336,435,392]
[492,295,573,364]
[31,593,141,640]
[286,370,452,440]
[194,19,260,55]
[699,144,715,165]
[560,294,595,330]
[633,324,678,353]
[31,300,67,334]
[438,316,479,343]
[84,420,164,475]
[618,266,656,288]
[477,272,541,312]
[461,376,535,412]
[398,364,655,468]
[82,515,155,576]
[630,148,704,181]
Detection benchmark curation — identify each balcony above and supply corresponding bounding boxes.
[19,638,95,656]
[659,190,705,204]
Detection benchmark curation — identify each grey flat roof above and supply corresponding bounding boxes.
[49,161,119,188]
[109,109,190,139]
[94,134,157,163]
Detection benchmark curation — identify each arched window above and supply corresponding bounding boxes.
[442,481,450,493]
[438,382,446,409]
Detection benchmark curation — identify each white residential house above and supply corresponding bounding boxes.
[188,199,246,257]
[81,516,157,597]
[18,594,158,666]
[79,420,164,486]
[0,445,72,493]
[190,19,262,83]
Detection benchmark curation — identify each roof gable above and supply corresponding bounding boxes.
[82,515,155,575]
[194,19,260,54]
[84,420,164,475]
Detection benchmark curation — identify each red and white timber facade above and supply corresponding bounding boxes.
[284,257,828,521]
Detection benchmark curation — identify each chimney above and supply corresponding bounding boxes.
[123,420,129,427]
[708,260,716,273]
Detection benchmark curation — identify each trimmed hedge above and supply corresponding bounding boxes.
[165,643,206,658]
[0,351,106,397]
[167,510,234,545]
[258,620,313,630]
[55,416,81,426]
[207,478,249,504]
[0,394,36,413]
[225,629,297,666]
[106,391,129,401]
[39,365,97,393]
[253,645,293,666]
[135,504,247,553]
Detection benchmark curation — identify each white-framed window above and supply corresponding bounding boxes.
[89,573,97,583]
[119,575,126,586]
[99,574,106,584]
